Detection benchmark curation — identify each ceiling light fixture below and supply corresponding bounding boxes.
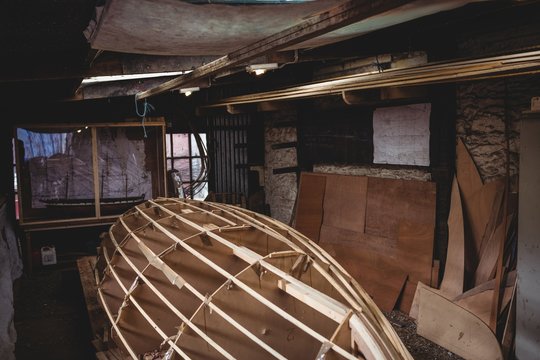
[180,87,200,97]
[246,63,279,76]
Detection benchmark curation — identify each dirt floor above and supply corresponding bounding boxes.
[385,311,463,360]
[14,268,95,360]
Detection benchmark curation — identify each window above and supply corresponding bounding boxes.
[165,132,208,200]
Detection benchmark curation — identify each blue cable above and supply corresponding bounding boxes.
[134,97,155,138]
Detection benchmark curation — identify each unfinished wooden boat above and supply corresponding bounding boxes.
[96,198,413,360]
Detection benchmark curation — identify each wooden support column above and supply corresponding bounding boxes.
[516,111,540,358]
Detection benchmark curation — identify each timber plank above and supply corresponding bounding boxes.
[365,177,436,240]
[294,173,326,242]
[454,286,513,326]
[322,174,367,234]
[326,244,407,312]
[474,216,509,286]
[417,286,503,360]
[440,176,465,298]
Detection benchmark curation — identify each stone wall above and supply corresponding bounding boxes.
[263,110,298,224]
[456,78,540,184]
[313,164,431,181]
[456,23,540,185]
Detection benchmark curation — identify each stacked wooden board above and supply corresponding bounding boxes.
[294,172,437,313]
[411,138,517,360]
[96,198,413,360]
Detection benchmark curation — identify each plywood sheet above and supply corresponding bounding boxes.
[322,174,367,233]
[454,286,513,326]
[456,138,505,268]
[417,286,503,360]
[453,270,516,302]
[319,224,396,251]
[465,179,505,265]
[440,176,465,298]
[409,281,445,319]
[294,173,326,242]
[398,279,420,314]
[365,177,436,239]
[474,218,506,286]
[321,243,407,312]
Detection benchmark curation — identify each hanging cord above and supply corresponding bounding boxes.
[375,54,383,73]
[134,97,155,138]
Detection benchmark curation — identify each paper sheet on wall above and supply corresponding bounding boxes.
[373,103,431,166]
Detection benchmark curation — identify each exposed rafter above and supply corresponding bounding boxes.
[135,0,413,100]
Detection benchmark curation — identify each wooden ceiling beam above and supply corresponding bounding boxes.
[135,0,413,100]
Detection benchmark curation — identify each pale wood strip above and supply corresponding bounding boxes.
[417,286,503,360]
[136,203,358,360]
[440,176,465,298]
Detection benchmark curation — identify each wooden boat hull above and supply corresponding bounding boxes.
[96,198,412,360]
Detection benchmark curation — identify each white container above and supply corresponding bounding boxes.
[41,246,57,266]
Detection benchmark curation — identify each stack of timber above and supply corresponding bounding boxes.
[96,198,413,360]
[411,138,517,360]
[294,172,437,314]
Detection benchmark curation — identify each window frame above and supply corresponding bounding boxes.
[165,132,208,199]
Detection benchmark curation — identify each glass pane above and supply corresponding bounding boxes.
[173,159,190,183]
[167,159,172,171]
[97,126,163,216]
[166,134,172,157]
[15,127,95,221]
[193,182,208,200]
[191,158,204,181]
[190,133,207,156]
[172,133,189,157]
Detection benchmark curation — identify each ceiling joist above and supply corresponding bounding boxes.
[135,0,413,100]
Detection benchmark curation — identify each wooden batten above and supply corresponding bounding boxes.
[97,198,413,360]
[416,286,503,360]
[439,176,465,298]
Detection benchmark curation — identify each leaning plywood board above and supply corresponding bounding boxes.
[322,242,407,312]
[294,173,326,242]
[365,177,436,240]
[323,174,367,234]
[454,286,514,326]
[417,286,503,360]
[474,216,508,286]
[409,281,445,320]
[98,198,413,360]
[295,172,436,313]
[456,138,505,268]
[439,176,465,298]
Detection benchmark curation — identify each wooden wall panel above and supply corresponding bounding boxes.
[294,173,326,242]
[365,177,436,239]
[323,174,367,233]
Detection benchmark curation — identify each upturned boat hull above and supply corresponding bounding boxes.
[97,198,412,360]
